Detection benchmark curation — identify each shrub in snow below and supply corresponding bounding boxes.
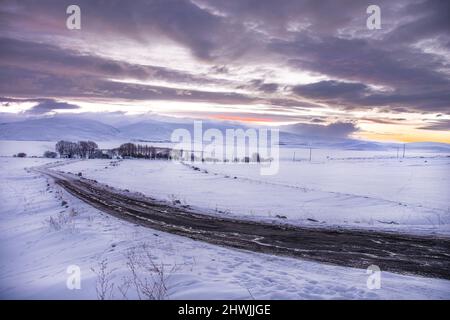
[168,194,182,205]
[90,150,111,159]
[124,244,177,300]
[17,152,27,158]
[91,259,115,300]
[44,151,57,158]
[46,212,74,231]
[91,244,177,300]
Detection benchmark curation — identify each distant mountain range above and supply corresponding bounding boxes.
[0,116,449,152]
[0,117,120,141]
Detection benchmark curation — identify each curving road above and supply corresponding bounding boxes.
[36,167,450,280]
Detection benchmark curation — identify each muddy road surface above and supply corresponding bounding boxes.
[37,168,450,280]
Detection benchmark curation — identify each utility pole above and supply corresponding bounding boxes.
[309,147,312,162]
[293,152,296,162]
[402,144,405,158]
[396,146,399,159]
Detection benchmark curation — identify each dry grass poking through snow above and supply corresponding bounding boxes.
[91,243,178,300]
[45,209,78,232]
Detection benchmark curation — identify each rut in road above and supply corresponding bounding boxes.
[43,169,450,280]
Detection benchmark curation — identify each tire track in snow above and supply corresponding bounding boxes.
[34,167,450,280]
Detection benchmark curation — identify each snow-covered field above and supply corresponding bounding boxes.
[58,155,450,235]
[1,157,450,299]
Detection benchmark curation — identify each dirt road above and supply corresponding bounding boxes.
[37,168,450,280]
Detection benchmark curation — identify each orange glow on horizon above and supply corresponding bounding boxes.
[359,130,450,144]
[210,114,275,123]
[356,121,450,144]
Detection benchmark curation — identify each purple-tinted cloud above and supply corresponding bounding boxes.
[281,121,359,139]
[0,0,449,123]
[418,119,450,131]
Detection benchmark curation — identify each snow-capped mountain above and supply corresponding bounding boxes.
[0,115,449,152]
[0,116,119,141]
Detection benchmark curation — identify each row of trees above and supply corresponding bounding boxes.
[55,140,99,158]
[54,141,173,159]
[52,141,262,162]
[118,143,171,159]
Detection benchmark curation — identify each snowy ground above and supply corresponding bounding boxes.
[0,157,449,299]
[58,155,450,235]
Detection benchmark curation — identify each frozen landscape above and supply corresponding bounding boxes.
[1,139,449,299]
[58,154,449,235]
[1,0,450,303]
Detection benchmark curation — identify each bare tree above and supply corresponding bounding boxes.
[55,140,67,157]
[119,143,137,157]
[87,141,98,158]
[56,140,98,158]
[78,141,89,158]
[55,140,79,158]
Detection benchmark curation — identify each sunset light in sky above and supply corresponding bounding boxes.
[1,0,449,143]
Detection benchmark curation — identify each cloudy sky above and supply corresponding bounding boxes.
[0,0,449,142]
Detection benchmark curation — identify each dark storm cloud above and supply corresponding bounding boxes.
[0,97,44,103]
[196,0,378,35]
[0,38,225,86]
[0,97,80,114]
[0,38,260,104]
[0,37,309,107]
[360,118,405,125]
[0,0,243,60]
[418,119,450,131]
[281,121,358,139]
[274,34,450,93]
[241,79,279,94]
[292,80,450,113]
[0,65,256,105]
[210,66,230,74]
[26,100,80,114]
[292,81,370,100]
[384,0,450,46]
[201,0,450,113]
[0,0,449,115]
